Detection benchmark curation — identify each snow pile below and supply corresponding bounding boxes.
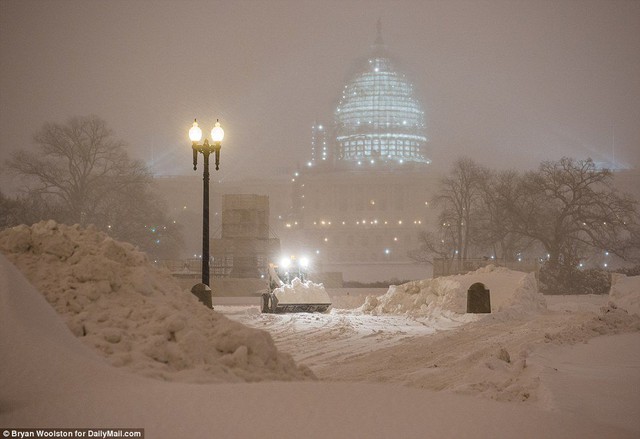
[3,250,631,439]
[609,273,640,316]
[543,303,640,344]
[536,276,640,346]
[274,277,331,304]
[361,265,546,317]
[495,271,547,318]
[0,221,313,383]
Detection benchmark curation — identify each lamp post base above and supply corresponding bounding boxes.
[191,283,213,309]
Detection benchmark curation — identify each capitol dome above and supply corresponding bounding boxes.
[334,34,429,165]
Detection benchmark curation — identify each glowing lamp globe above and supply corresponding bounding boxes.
[211,120,225,143]
[189,120,202,142]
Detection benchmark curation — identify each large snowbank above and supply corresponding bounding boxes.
[361,265,546,316]
[273,277,331,304]
[0,221,313,382]
[2,254,635,438]
[610,273,640,316]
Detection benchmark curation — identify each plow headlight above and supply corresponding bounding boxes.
[279,257,291,269]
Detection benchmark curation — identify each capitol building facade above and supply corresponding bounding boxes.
[282,30,439,281]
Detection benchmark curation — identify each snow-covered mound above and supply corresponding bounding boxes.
[361,265,546,317]
[2,248,638,438]
[542,303,640,345]
[274,277,331,304]
[610,274,640,316]
[0,221,314,383]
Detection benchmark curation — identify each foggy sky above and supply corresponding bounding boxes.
[1,0,639,191]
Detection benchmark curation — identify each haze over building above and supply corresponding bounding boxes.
[151,20,639,283]
[282,25,438,281]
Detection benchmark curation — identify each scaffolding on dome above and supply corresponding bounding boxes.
[334,53,429,164]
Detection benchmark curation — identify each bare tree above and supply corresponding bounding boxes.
[498,157,638,267]
[474,170,534,260]
[5,116,183,258]
[411,155,638,287]
[407,228,456,265]
[434,157,488,261]
[7,115,149,225]
[0,191,21,229]
[1,192,62,228]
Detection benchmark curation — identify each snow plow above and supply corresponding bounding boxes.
[260,262,332,313]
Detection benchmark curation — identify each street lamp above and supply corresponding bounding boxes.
[189,119,224,297]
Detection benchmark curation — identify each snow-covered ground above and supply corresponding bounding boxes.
[220,306,474,370]
[220,279,640,408]
[2,222,640,438]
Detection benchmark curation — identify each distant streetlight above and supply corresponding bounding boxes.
[189,119,224,300]
[279,257,292,270]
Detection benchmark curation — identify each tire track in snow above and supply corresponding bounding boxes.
[218,306,470,369]
[220,304,640,405]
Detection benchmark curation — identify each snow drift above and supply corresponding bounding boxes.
[610,273,640,316]
[538,273,640,345]
[2,248,636,438]
[0,221,313,382]
[361,265,546,316]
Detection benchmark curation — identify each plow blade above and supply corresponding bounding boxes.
[273,303,331,313]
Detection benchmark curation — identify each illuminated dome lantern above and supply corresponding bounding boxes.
[334,25,429,164]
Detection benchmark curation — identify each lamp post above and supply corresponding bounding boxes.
[189,119,224,291]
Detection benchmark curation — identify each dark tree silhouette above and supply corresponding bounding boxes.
[5,116,182,258]
[498,157,638,266]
